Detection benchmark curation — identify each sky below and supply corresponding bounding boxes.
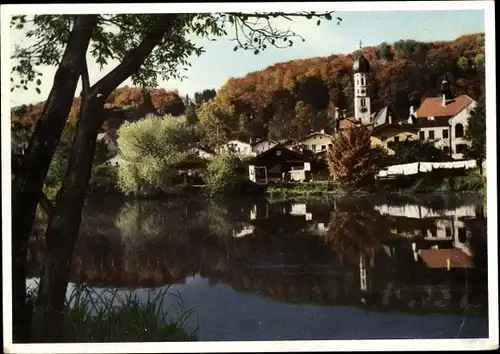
[8,9,485,107]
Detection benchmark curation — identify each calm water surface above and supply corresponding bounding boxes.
[27,194,488,341]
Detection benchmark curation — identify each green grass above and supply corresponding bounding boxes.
[27,282,198,342]
[266,182,370,198]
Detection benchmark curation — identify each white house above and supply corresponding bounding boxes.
[251,138,278,155]
[106,154,124,167]
[414,80,477,160]
[219,140,255,157]
[299,130,334,153]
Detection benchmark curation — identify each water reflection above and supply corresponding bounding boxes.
[27,194,488,339]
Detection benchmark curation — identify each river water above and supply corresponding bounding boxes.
[27,193,488,341]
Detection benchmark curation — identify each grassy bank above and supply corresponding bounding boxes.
[26,283,198,342]
[266,172,486,198]
[266,182,367,198]
[377,171,486,196]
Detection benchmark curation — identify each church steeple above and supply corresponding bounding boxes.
[353,42,371,125]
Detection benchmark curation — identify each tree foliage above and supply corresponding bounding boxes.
[196,100,237,148]
[389,140,451,165]
[204,152,246,196]
[464,101,486,161]
[326,127,387,188]
[116,114,193,192]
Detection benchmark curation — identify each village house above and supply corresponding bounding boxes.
[370,105,418,155]
[413,79,477,160]
[251,137,278,155]
[299,129,334,153]
[219,139,255,157]
[187,144,215,160]
[248,144,312,184]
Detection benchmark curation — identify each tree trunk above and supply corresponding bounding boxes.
[11,15,97,343]
[30,14,178,342]
[30,98,104,342]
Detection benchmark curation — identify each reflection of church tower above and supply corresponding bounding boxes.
[359,249,376,302]
[352,43,371,125]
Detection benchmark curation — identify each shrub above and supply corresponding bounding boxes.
[116,114,192,193]
[204,153,247,196]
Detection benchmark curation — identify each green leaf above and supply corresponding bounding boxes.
[254,49,259,55]
[306,14,312,19]
[23,85,28,90]
[325,13,332,20]
[36,87,41,94]
[233,46,238,51]
[317,20,321,26]
[36,79,41,85]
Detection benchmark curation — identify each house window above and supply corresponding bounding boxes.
[311,144,316,151]
[419,131,425,140]
[429,130,435,140]
[361,98,366,107]
[276,150,282,156]
[321,145,326,151]
[456,144,468,154]
[455,123,464,138]
[443,146,450,154]
[445,227,452,237]
[443,129,449,139]
[458,227,467,243]
[328,144,332,149]
[361,77,365,86]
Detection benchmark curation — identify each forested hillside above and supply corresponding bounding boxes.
[209,33,485,140]
[10,86,186,126]
[12,33,485,143]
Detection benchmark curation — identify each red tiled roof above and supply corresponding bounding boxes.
[416,95,473,118]
[419,248,474,269]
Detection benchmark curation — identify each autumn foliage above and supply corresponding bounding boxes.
[326,127,387,188]
[11,86,185,128]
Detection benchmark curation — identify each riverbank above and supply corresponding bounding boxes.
[25,282,198,342]
[266,172,486,198]
[65,168,486,202]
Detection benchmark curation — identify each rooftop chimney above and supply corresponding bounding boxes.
[409,105,416,117]
[334,107,340,120]
[441,94,447,107]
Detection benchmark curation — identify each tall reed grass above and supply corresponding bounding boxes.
[27,281,198,342]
